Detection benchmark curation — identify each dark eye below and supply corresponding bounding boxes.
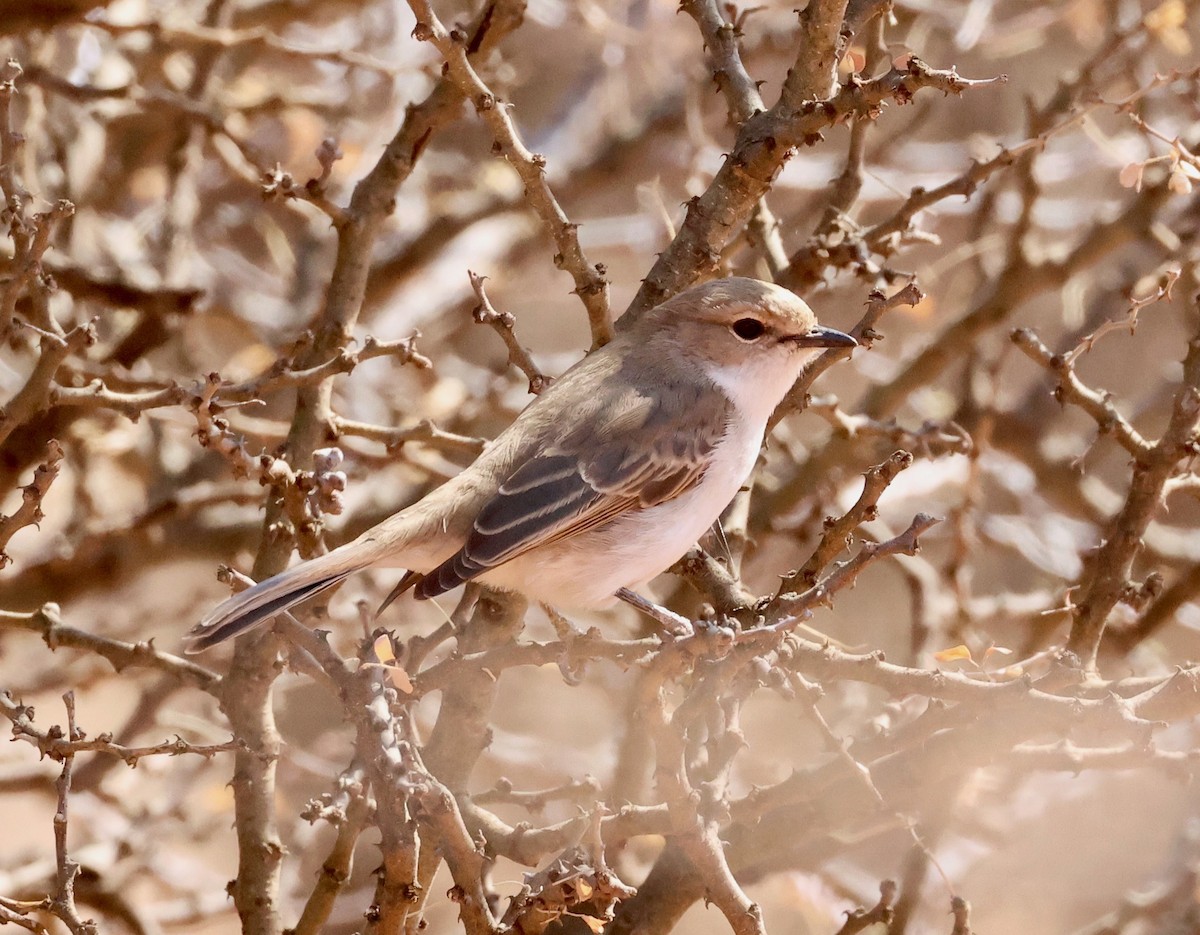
[731,318,766,341]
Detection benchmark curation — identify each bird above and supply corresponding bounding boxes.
[185,277,855,652]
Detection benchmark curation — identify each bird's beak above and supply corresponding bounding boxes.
[789,325,857,349]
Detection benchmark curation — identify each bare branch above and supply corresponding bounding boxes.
[469,270,551,394]
[788,449,914,589]
[2,692,237,765]
[1064,321,1200,668]
[50,693,97,935]
[835,880,897,935]
[626,60,1003,319]
[0,604,219,690]
[1011,328,1151,457]
[0,439,64,566]
[407,3,612,348]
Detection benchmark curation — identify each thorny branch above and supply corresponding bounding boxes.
[0,440,64,566]
[0,604,219,690]
[468,270,551,394]
[1017,314,1200,669]
[625,59,1002,318]
[50,694,96,935]
[835,880,897,935]
[787,449,915,589]
[1011,329,1151,458]
[2,692,237,765]
[407,0,613,348]
[3,5,1200,935]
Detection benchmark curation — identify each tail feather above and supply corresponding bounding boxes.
[186,540,388,653]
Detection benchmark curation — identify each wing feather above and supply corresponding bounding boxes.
[415,381,732,600]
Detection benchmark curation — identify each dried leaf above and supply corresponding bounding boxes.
[370,634,413,692]
[389,665,415,694]
[1118,162,1144,190]
[839,47,866,75]
[1169,169,1194,195]
[934,644,973,663]
[373,633,396,665]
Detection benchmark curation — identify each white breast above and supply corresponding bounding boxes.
[702,350,805,427]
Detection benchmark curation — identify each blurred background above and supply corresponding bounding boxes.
[2,0,1200,933]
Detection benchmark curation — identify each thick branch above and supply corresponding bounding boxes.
[625,59,1002,319]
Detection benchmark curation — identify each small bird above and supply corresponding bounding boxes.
[185,277,855,652]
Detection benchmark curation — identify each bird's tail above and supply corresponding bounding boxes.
[185,537,392,653]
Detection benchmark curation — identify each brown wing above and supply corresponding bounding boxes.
[414,383,731,600]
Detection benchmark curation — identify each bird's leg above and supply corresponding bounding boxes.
[615,587,694,638]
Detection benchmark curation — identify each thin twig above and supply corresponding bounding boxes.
[468,271,551,394]
[49,693,98,935]
[0,604,219,690]
[0,439,64,566]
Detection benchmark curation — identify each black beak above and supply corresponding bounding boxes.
[789,325,857,349]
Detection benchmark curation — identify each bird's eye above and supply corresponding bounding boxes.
[731,318,766,341]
